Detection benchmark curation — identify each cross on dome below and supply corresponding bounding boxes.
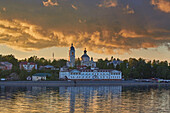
[84,48,87,54]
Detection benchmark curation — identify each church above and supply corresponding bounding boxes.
[60,44,122,81]
[67,44,96,68]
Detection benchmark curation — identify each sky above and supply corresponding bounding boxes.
[0,0,170,61]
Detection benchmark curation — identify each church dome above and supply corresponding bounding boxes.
[70,43,75,51]
[81,54,90,58]
[81,48,90,61]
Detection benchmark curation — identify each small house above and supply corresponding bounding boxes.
[20,62,37,72]
[0,62,13,70]
[32,73,51,81]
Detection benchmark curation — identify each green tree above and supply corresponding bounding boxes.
[19,70,29,80]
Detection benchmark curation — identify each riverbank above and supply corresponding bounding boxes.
[0,81,170,86]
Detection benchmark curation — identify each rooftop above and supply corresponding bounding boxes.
[32,73,52,77]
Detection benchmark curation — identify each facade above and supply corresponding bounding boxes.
[32,75,46,81]
[67,44,75,67]
[0,64,7,70]
[59,68,122,80]
[32,73,51,81]
[81,48,96,67]
[66,44,96,68]
[20,62,37,72]
[0,62,13,70]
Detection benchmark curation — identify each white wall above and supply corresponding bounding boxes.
[32,76,46,81]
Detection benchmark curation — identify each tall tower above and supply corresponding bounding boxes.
[69,43,75,67]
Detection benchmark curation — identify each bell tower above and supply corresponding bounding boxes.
[69,43,75,67]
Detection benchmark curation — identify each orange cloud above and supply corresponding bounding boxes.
[0,18,169,55]
[43,0,58,7]
[2,8,6,11]
[0,0,170,55]
[119,29,145,38]
[98,0,117,8]
[123,5,135,14]
[71,5,78,10]
[151,0,170,13]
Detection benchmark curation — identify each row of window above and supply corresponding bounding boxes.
[70,72,81,75]
[110,76,121,79]
[111,73,121,75]
[81,73,109,75]
[69,76,121,79]
[70,72,121,75]
[81,70,109,72]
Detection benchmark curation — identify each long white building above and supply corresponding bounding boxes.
[59,68,122,80]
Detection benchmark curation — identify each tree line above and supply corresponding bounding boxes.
[96,57,170,79]
[0,55,67,80]
[0,54,169,80]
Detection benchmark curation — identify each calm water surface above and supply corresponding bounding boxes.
[0,85,169,113]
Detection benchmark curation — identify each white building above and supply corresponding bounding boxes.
[20,62,37,72]
[67,44,75,67]
[81,48,96,67]
[32,75,46,81]
[59,68,122,80]
[32,73,51,81]
[66,44,96,68]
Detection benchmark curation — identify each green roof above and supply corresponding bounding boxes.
[32,73,51,77]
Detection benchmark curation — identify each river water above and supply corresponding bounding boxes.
[0,85,169,113]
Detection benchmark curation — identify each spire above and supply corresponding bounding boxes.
[70,43,75,51]
[84,48,87,54]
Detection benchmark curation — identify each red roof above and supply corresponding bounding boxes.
[20,62,36,65]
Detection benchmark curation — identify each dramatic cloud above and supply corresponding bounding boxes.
[151,0,170,13]
[0,0,170,55]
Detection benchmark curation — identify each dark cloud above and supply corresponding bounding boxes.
[0,0,170,54]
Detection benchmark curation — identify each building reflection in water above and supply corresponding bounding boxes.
[59,86,122,113]
[0,85,169,113]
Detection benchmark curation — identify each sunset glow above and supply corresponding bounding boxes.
[0,0,170,61]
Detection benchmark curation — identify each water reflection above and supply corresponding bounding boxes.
[0,85,169,113]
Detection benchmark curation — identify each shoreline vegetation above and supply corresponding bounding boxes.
[0,81,170,87]
[0,54,169,81]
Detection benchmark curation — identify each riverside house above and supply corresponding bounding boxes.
[20,62,37,72]
[0,62,13,70]
[32,73,51,81]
